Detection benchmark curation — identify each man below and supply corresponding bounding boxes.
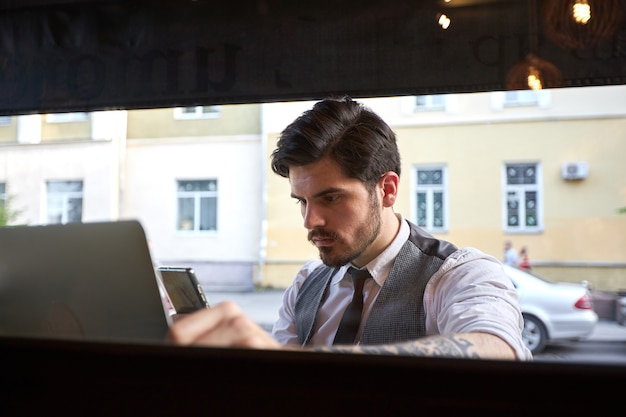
[168,97,532,361]
[503,240,519,267]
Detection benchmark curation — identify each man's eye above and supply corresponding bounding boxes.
[324,195,339,202]
[295,199,306,206]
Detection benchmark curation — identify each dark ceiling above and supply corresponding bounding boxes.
[0,0,624,114]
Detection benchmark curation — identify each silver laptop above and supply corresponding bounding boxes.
[0,220,171,343]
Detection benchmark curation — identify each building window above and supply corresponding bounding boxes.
[413,166,447,232]
[503,90,539,107]
[177,180,217,232]
[45,113,89,123]
[0,116,11,126]
[491,90,551,111]
[46,180,83,224]
[173,106,221,120]
[415,95,446,111]
[503,163,542,232]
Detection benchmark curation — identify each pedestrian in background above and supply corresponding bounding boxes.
[519,246,531,271]
[503,240,519,267]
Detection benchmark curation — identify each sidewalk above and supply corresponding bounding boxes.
[206,289,626,341]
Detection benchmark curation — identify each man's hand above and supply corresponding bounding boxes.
[166,302,517,360]
[166,301,282,350]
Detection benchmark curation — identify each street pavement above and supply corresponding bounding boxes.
[205,288,626,341]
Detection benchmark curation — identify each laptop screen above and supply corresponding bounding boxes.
[0,220,171,343]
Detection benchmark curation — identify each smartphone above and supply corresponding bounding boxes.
[156,266,210,314]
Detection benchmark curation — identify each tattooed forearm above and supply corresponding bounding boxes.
[312,335,481,359]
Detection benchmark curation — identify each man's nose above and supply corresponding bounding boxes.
[303,204,324,230]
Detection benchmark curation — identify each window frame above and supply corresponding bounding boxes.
[173,106,221,120]
[411,164,448,233]
[176,179,218,233]
[45,113,89,123]
[46,180,84,224]
[503,90,540,107]
[414,94,447,111]
[502,162,543,233]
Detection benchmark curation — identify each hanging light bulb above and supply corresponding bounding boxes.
[527,66,543,90]
[437,13,451,30]
[506,53,562,91]
[543,0,623,50]
[505,0,563,91]
[572,0,591,24]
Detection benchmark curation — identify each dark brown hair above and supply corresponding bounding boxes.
[270,96,401,189]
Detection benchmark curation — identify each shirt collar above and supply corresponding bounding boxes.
[333,213,410,287]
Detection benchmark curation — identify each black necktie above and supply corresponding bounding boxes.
[333,267,371,345]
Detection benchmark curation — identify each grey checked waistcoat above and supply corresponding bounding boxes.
[295,220,458,345]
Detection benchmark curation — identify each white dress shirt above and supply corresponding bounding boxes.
[271,214,533,360]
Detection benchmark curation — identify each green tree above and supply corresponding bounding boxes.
[0,195,22,227]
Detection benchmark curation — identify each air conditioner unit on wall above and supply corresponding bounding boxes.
[561,161,588,181]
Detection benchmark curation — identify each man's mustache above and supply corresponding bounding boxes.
[308,229,340,242]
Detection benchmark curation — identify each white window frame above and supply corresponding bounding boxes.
[46,180,83,224]
[45,113,89,123]
[491,90,551,111]
[503,90,539,107]
[173,105,221,120]
[502,163,543,233]
[414,94,447,111]
[411,165,448,233]
[176,179,218,233]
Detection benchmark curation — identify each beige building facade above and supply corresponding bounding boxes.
[261,87,626,292]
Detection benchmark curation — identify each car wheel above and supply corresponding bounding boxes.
[522,314,548,355]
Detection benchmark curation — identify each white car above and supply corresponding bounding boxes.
[502,264,598,355]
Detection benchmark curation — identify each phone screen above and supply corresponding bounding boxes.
[158,267,210,314]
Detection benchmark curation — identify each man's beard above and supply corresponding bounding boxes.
[308,194,382,267]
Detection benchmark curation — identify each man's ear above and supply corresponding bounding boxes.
[379,171,399,207]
